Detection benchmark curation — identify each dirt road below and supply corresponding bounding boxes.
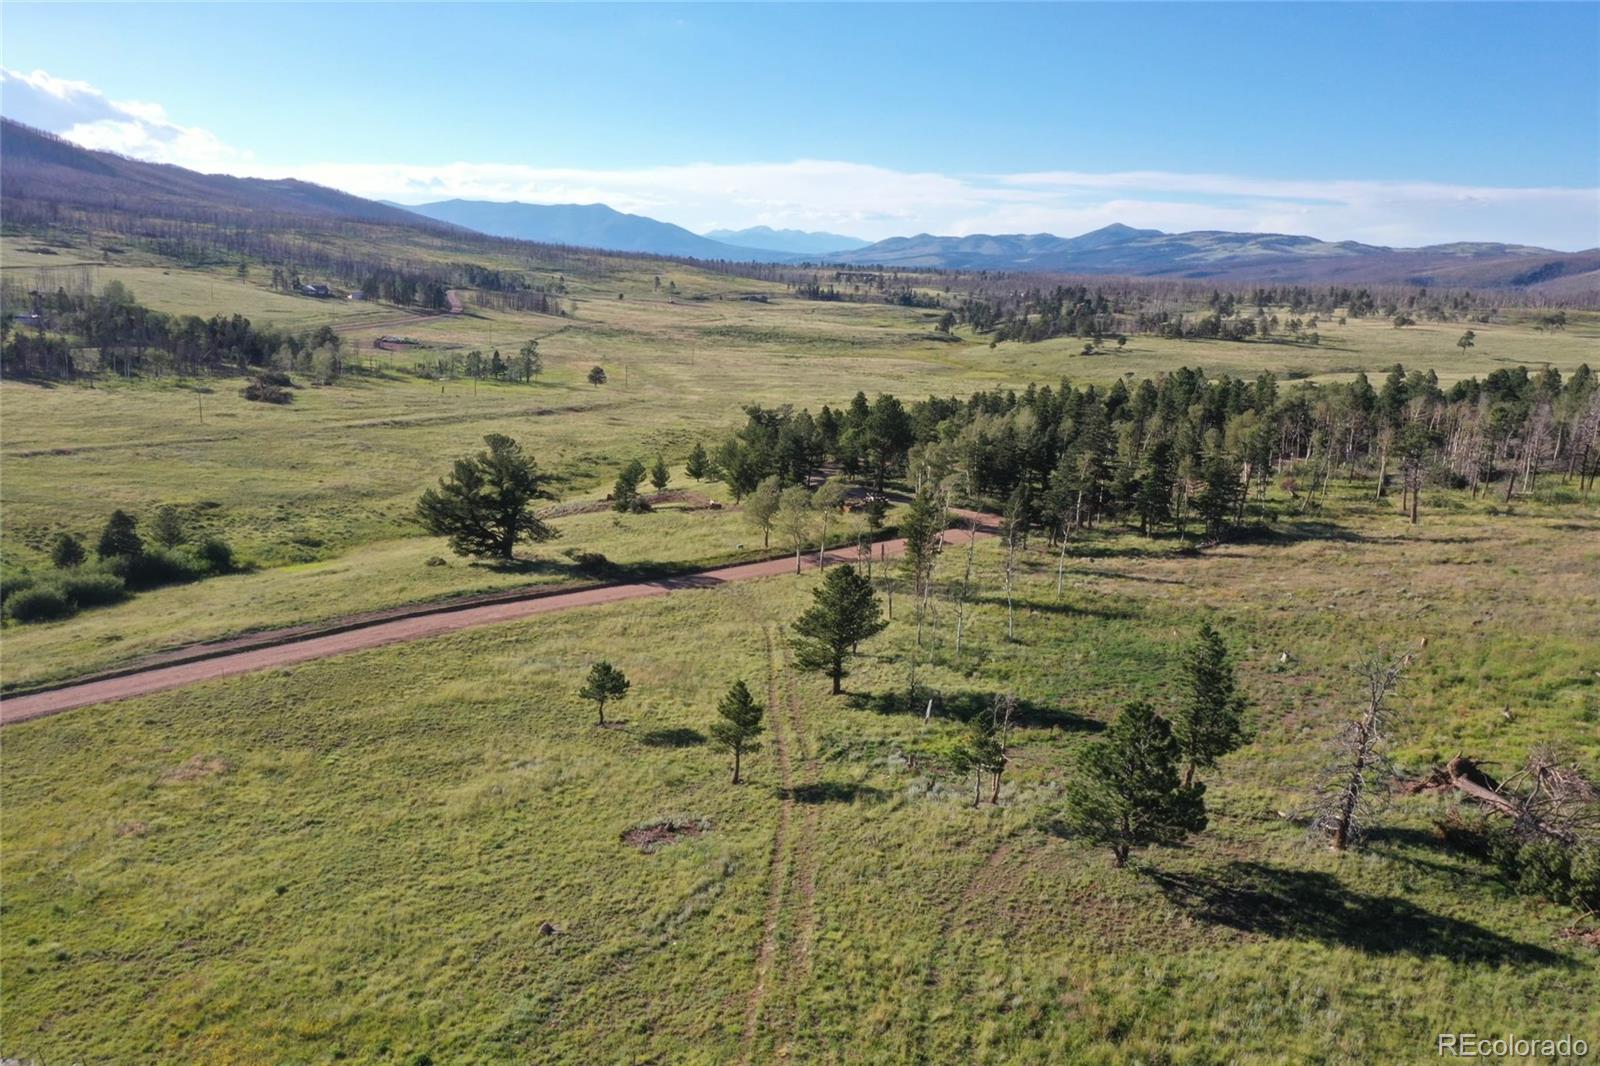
[1,517,995,726]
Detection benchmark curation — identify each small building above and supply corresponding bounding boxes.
[347,291,367,301]
[302,284,331,298]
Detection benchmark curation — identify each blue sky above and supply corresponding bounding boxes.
[2,2,1597,248]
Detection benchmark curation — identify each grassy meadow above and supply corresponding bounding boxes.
[2,484,1596,1063]
[2,231,1599,1062]
[3,234,1595,687]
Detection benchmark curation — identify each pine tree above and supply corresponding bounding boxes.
[897,487,942,602]
[96,510,143,560]
[417,434,556,559]
[518,339,542,382]
[650,455,671,492]
[51,532,86,569]
[578,661,630,726]
[1195,451,1243,538]
[1173,622,1251,786]
[709,679,765,783]
[1062,702,1207,867]
[965,708,1009,807]
[151,504,187,549]
[1136,440,1175,534]
[612,459,648,513]
[685,441,709,480]
[790,565,887,694]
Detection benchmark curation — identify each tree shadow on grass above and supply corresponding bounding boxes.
[779,780,887,804]
[1228,522,1372,547]
[1066,567,1189,586]
[473,557,574,577]
[1001,598,1140,621]
[848,689,1102,733]
[1146,861,1562,966]
[638,727,706,748]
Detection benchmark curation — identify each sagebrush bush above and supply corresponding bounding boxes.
[59,570,129,608]
[242,379,292,404]
[109,547,207,590]
[562,548,610,573]
[6,583,77,623]
[0,572,36,605]
[192,536,235,572]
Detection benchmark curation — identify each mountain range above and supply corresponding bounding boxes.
[2,118,1594,291]
[391,199,778,260]
[0,118,433,228]
[703,225,871,254]
[821,225,1599,286]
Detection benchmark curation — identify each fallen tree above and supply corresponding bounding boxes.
[1405,746,1600,913]
[1407,748,1600,848]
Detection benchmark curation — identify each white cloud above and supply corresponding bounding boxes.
[270,159,1597,250]
[4,67,1595,250]
[1,67,250,171]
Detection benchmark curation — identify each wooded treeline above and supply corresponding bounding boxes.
[704,362,1600,540]
[0,286,344,378]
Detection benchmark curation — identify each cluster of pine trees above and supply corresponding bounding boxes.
[0,286,345,379]
[701,363,1600,545]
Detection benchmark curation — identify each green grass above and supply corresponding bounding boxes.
[4,230,1597,1061]
[5,239,1594,691]
[2,486,1596,1063]
[0,494,862,690]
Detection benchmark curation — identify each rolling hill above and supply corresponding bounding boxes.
[702,225,870,255]
[1,118,1592,291]
[827,223,1599,287]
[0,119,435,227]
[392,199,778,260]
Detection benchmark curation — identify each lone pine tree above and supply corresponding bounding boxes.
[578,661,630,726]
[709,679,765,784]
[790,564,887,694]
[417,434,556,560]
[1063,701,1207,867]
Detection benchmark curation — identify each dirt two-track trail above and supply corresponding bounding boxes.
[1,515,996,725]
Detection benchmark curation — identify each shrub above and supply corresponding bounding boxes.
[191,536,235,573]
[6,583,77,623]
[561,548,610,574]
[0,571,36,604]
[109,547,206,590]
[51,532,87,569]
[60,570,128,608]
[242,379,292,404]
[1481,822,1600,911]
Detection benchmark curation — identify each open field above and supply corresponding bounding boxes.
[2,485,1596,1063]
[3,224,1599,1063]
[4,238,1596,689]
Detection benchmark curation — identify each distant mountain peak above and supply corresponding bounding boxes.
[703,224,870,255]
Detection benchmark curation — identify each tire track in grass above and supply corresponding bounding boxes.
[913,839,1014,1050]
[778,645,820,981]
[740,624,795,1062]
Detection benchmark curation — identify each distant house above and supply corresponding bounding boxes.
[347,291,367,301]
[301,284,331,298]
[14,312,45,328]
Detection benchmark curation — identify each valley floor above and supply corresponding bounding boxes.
[3,486,1596,1063]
